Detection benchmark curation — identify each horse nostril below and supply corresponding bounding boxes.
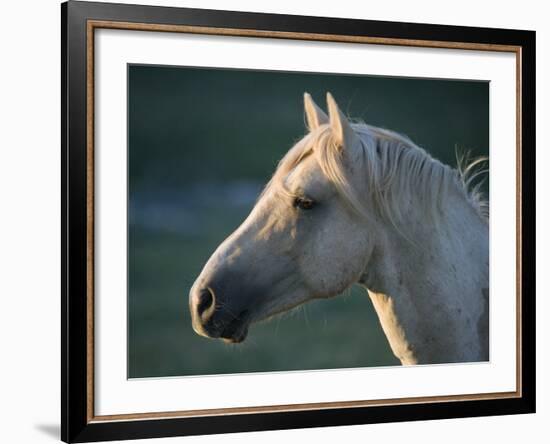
[197,288,215,318]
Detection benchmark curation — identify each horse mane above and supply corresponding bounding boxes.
[266,122,488,231]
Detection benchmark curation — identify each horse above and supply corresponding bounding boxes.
[188,92,489,365]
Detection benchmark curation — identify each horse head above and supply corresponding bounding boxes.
[189,93,374,343]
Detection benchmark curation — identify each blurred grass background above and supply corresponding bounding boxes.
[128,65,488,378]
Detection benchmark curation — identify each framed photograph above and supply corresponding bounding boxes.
[61,1,535,442]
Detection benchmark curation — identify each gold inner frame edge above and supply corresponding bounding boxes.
[85,19,523,423]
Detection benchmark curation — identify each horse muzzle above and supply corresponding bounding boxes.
[189,285,251,343]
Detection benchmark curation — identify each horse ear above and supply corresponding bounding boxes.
[326,92,356,149]
[304,92,328,131]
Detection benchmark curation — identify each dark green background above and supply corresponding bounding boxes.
[128,65,489,378]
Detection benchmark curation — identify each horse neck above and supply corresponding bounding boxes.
[359,184,489,365]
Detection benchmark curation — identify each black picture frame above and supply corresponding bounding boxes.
[61,1,536,442]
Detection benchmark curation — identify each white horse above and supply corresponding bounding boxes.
[189,92,489,365]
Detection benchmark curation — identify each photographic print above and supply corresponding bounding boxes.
[128,65,489,378]
[63,3,535,441]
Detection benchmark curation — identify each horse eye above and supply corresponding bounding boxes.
[294,197,315,210]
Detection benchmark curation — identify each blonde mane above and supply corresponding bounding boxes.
[266,122,488,231]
